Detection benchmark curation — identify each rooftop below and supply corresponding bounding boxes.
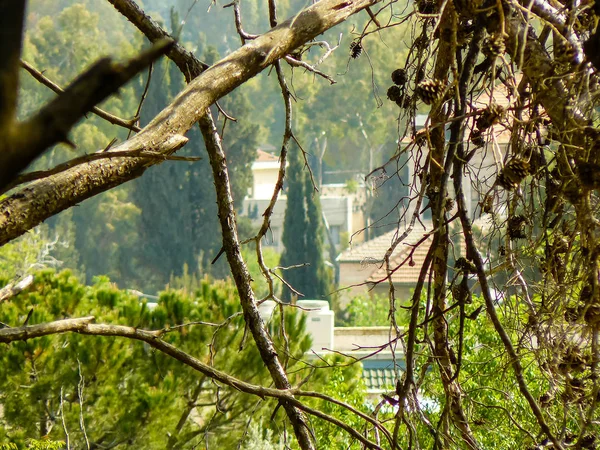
[337,222,433,264]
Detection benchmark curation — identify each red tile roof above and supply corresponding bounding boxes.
[256,148,279,162]
[338,222,433,264]
[339,221,465,285]
[367,234,434,284]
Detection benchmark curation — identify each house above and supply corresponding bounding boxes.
[336,219,466,304]
[240,147,368,253]
[337,222,434,302]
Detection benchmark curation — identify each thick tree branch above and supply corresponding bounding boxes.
[1,149,200,195]
[0,0,25,130]
[0,39,174,190]
[0,0,379,247]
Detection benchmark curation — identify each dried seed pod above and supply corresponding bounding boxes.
[539,393,553,407]
[483,32,506,57]
[455,257,477,274]
[414,129,428,146]
[349,41,362,59]
[552,236,569,254]
[524,144,544,175]
[496,158,530,190]
[564,306,579,323]
[391,68,407,87]
[507,215,527,239]
[581,435,596,449]
[481,194,493,214]
[470,129,485,147]
[569,377,585,392]
[584,304,600,326]
[451,283,468,303]
[576,160,600,189]
[416,78,444,105]
[416,0,437,14]
[387,85,402,103]
[580,285,593,303]
[476,103,505,130]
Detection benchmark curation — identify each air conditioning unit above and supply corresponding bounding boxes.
[296,300,334,353]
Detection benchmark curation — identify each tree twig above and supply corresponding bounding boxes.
[0,39,174,190]
[20,60,141,133]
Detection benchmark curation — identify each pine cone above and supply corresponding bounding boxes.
[349,41,362,59]
[414,129,428,146]
[476,103,505,130]
[576,160,600,189]
[416,79,444,105]
[391,68,407,87]
[480,194,493,214]
[483,32,506,57]
[507,215,527,239]
[387,85,402,103]
[496,158,530,190]
[416,0,437,14]
[470,129,485,147]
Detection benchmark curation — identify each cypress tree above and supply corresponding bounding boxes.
[280,147,308,301]
[280,147,330,301]
[303,170,331,299]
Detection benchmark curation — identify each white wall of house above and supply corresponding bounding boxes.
[250,160,281,200]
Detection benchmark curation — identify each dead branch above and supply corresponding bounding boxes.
[1,149,200,195]
[0,39,173,190]
[20,60,141,132]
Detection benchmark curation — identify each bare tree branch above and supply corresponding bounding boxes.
[0,317,382,448]
[0,39,174,190]
[20,60,141,132]
[198,112,315,449]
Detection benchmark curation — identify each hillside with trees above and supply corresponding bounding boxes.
[1,0,600,448]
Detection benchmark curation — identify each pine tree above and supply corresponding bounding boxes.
[280,148,330,301]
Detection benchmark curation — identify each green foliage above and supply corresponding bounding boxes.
[300,360,367,449]
[0,270,314,449]
[0,230,48,283]
[26,439,64,450]
[0,438,65,449]
[239,422,284,450]
[339,294,403,326]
